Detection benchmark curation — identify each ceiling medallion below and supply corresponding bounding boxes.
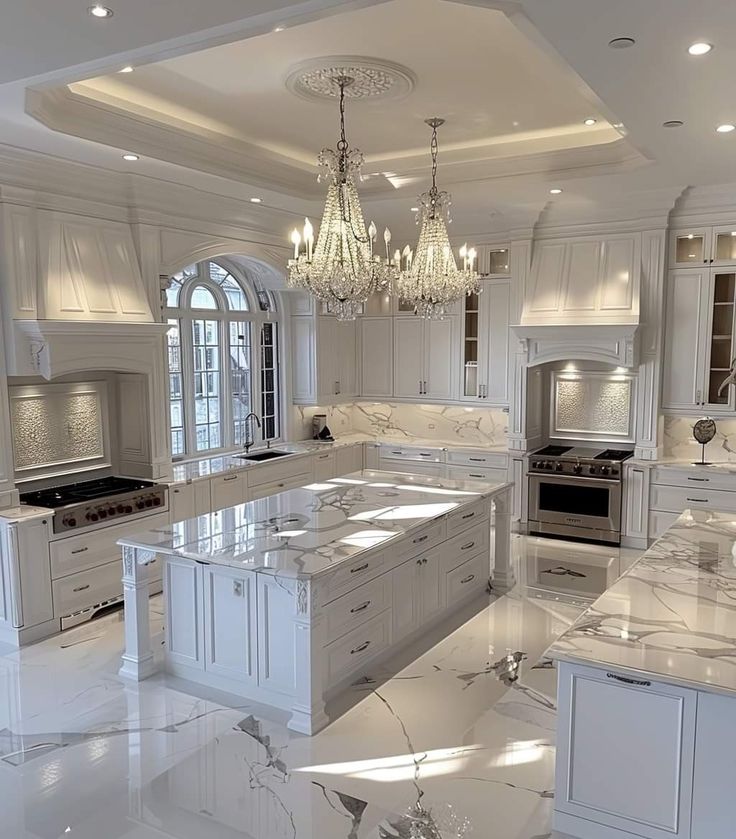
[285,56,415,102]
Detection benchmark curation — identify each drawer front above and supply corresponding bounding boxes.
[442,521,490,573]
[446,553,487,603]
[210,472,247,511]
[248,471,312,501]
[326,551,387,600]
[248,456,313,488]
[50,513,168,579]
[446,450,507,469]
[446,500,490,538]
[325,610,391,687]
[650,483,736,513]
[651,467,736,493]
[379,444,444,463]
[324,575,390,644]
[52,560,123,618]
[446,464,507,484]
[379,459,445,477]
[394,519,446,563]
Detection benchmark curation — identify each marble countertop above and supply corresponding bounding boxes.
[120,470,509,579]
[548,508,736,696]
[0,504,52,523]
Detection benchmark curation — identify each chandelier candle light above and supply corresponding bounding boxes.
[287,76,398,321]
[397,118,480,318]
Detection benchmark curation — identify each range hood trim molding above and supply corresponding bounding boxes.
[511,323,640,369]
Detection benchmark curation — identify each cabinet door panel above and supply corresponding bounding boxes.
[662,269,709,409]
[392,559,420,639]
[165,559,202,669]
[562,240,601,313]
[360,317,393,397]
[203,566,256,683]
[336,321,357,397]
[317,317,338,399]
[170,483,196,523]
[393,318,423,398]
[291,316,315,403]
[419,548,443,621]
[599,237,637,311]
[527,241,566,315]
[257,576,296,695]
[484,280,510,403]
[425,317,457,400]
[313,451,336,481]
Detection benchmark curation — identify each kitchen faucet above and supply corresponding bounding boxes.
[243,412,262,454]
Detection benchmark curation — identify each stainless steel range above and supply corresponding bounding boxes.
[528,445,633,545]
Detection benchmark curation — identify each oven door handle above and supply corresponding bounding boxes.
[529,473,618,485]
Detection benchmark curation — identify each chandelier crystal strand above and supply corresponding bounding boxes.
[397,118,480,319]
[287,76,398,321]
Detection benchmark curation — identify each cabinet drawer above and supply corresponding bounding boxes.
[650,483,736,513]
[379,444,444,462]
[248,471,312,501]
[248,455,313,487]
[442,521,490,573]
[326,551,387,600]
[52,560,123,618]
[651,467,736,493]
[394,519,446,563]
[325,610,391,688]
[446,553,487,603]
[210,471,247,511]
[446,450,507,469]
[50,513,168,579]
[446,500,490,538]
[446,464,507,484]
[324,574,390,644]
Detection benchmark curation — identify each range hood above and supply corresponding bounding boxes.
[513,234,642,367]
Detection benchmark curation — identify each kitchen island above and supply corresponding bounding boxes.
[118,470,512,734]
[548,507,736,839]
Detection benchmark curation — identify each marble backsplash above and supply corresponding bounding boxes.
[663,416,736,462]
[292,402,509,448]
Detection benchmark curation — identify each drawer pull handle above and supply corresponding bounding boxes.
[350,601,371,614]
[469,457,486,463]
[350,563,369,574]
[391,450,402,455]
[413,535,429,544]
[461,541,475,551]
[687,477,709,482]
[419,453,432,457]
[224,475,238,482]
[462,512,475,520]
[607,672,651,688]
[686,497,709,503]
[71,547,89,555]
[173,489,180,494]
[469,473,484,478]
[72,584,91,593]
[318,454,329,459]
[460,574,475,584]
[416,557,428,566]
[351,640,371,655]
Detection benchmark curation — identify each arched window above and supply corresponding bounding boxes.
[165,259,281,458]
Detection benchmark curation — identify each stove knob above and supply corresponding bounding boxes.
[67,517,77,527]
[136,501,145,510]
[555,463,563,471]
[573,464,583,475]
[88,513,99,522]
[124,505,133,514]
[99,509,107,519]
[144,498,153,508]
[531,460,539,468]
[611,467,619,475]
[153,497,161,506]
[588,465,596,474]
[600,465,610,475]
[117,505,125,513]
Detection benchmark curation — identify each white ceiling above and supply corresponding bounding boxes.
[1,0,736,241]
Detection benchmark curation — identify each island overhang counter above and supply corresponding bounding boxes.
[548,507,736,839]
[118,470,513,734]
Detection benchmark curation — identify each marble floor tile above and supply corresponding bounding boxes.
[0,536,638,839]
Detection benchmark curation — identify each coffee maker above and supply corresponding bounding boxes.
[312,414,334,441]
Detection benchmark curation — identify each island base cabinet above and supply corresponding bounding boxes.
[203,566,257,685]
[555,662,696,839]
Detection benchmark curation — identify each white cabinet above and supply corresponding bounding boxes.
[202,565,257,685]
[391,547,443,640]
[393,317,458,400]
[663,267,736,412]
[291,315,357,404]
[555,662,697,839]
[336,444,363,476]
[670,224,736,268]
[360,317,393,397]
[165,558,203,670]
[210,472,248,511]
[312,450,336,481]
[461,278,510,404]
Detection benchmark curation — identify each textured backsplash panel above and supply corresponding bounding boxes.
[554,375,633,438]
[11,384,107,471]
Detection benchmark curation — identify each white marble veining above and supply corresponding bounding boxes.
[0,533,617,839]
[647,458,736,475]
[0,504,52,522]
[122,470,505,579]
[548,508,736,696]
[663,415,736,463]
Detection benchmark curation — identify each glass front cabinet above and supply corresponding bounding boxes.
[670,225,736,268]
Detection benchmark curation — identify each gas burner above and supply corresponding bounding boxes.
[534,445,572,457]
[595,449,634,462]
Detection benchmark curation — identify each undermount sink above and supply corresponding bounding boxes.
[237,450,293,462]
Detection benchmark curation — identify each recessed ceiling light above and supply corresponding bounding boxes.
[250,197,262,203]
[549,188,563,195]
[410,207,419,212]
[122,153,139,161]
[717,124,736,133]
[273,26,285,32]
[663,120,684,128]
[583,118,597,126]
[608,37,635,49]
[88,4,113,18]
[118,66,134,73]
[687,233,694,239]
[688,42,713,56]
[730,231,736,237]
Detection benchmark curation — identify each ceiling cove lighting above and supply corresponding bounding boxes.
[395,118,480,319]
[88,4,113,18]
[122,153,139,161]
[716,124,736,133]
[287,76,397,321]
[688,42,713,56]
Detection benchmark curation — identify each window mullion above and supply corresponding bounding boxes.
[181,315,197,457]
[221,317,234,450]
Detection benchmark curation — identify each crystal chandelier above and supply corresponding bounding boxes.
[396,118,479,319]
[287,76,398,321]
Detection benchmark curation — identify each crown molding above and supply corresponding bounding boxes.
[670,184,736,227]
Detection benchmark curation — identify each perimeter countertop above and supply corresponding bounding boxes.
[120,469,509,580]
[548,508,736,696]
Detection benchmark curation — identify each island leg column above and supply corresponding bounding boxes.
[289,578,330,735]
[119,545,158,681]
[492,487,515,592]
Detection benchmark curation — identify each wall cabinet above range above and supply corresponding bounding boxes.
[662,267,736,413]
